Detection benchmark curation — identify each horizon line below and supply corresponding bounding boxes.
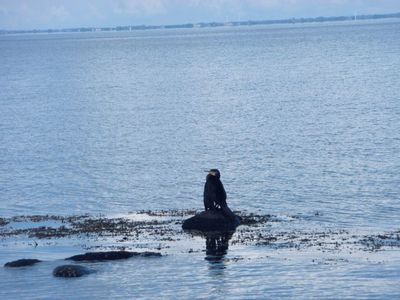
[1,11,400,34]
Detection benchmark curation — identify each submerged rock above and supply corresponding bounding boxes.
[0,217,8,226]
[138,251,163,257]
[4,259,42,268]
[53,265,91,278]
[182,210,241,232]
[66,251,161,261]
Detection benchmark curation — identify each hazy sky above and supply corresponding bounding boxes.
[1,0,400,30]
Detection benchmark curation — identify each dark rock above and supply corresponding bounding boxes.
[66,251,161,261]
[66,251,133,261]
[53,265,91,278]
[182,210,241,232]
[137,251,162,257]
[0,217,8,226]
[4,259,42,268]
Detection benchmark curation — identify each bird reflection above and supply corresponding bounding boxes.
[204,232,233,274]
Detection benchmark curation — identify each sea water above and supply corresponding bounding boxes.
[1,20,400,299]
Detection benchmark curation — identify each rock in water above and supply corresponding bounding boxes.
[53,265,91,278]
[139,251,163,257]
[66,251,161,261]
[4,259,42,268]
[182,210,241,232]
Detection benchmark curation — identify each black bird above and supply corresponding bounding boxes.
[203,169,227,211]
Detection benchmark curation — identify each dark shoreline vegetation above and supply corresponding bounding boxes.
[1,210,399,254]
[1,12,399,35]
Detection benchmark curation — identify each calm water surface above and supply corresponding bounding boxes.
[1,20,400,299]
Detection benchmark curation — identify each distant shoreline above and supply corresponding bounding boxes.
[1,11,400,35]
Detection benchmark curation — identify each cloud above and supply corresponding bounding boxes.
[113,0,167,15]
[49,5,69,20]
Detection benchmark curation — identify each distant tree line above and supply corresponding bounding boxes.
[1,12,399,35]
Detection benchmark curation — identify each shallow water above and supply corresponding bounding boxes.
[1,20,400,299]
[2,255,399,300]
[1,211,399,299]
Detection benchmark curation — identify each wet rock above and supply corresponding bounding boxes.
[66,251,133,261]
[4,259,42,268]
[66,251,161,261]
[53,265,91,278]
[139,251,162,257]
[182,210,240,232]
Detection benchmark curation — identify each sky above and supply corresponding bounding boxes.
[1,0,400,30]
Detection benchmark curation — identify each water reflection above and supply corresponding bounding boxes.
[204,232,233,275]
